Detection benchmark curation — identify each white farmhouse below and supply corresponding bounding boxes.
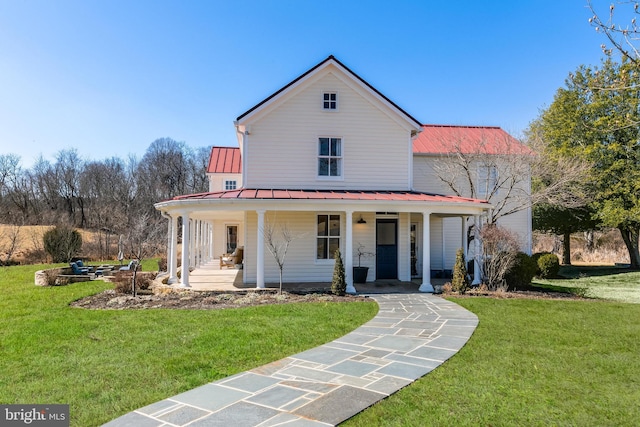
[155,56,531,292]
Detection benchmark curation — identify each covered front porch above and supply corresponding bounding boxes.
[155,189,491,293]
[162,258,451,293]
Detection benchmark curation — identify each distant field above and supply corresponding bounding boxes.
[0,224,116,263]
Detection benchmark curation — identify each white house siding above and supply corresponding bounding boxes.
[244,72,412,191]
[207,173,242,193]
[398,213,411,281]
[240,209,417,285]
[496,208,532,254]
[244,210,347,284]
[413,155,532,256]
[412,156,455,195]
[352,212,377,278]
[443,217,464,270]
[429,216,444,271]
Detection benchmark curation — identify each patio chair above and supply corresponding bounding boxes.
[220,247,243,269]
[75,260,94,272]
[119,260,138,271]
[70,262,89,275]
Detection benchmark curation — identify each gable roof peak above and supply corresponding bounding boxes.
[236,55,422,128]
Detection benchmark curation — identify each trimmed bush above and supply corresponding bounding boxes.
[505,252,537,290]
[331,249,346,296]
[43,226,82,263]
[537,253,560,278]
[532,251,553,275]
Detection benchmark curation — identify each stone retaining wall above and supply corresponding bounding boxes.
[34,267,92,286]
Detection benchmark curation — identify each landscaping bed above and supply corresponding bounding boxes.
[71,289,370,310]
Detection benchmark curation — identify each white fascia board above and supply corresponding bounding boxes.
[155,198,490,217]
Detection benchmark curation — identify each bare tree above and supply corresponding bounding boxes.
[0,224,21,266]
[429,131,591,225]
[263,220,300,294]
[479,224,521,291]
[588,0,640,64]
[123,212,165,297]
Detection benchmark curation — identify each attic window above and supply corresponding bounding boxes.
[224,180,237,190]
[323,92,337,110]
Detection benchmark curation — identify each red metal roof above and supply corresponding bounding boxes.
[413,125,532,155]
[171,188,489,205]
[207,146,242,174]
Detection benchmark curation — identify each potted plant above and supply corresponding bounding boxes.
[353,243,374,284]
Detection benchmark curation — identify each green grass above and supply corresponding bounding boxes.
[533,265,640,303]
[0,263,378,426]
[345,297,640,426]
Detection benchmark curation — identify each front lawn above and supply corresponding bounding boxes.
[0,264,378,426]
[345,297,640,426]
[534,265,640,303]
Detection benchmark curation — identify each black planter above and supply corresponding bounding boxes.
[353,267,369,284]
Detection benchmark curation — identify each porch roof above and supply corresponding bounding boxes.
[169,188,489,204]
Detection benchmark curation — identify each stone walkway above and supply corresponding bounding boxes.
[103,294,478,426]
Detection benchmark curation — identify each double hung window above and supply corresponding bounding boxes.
[318,137,342,177]
[317,214,340,259]
[478,165,498,198]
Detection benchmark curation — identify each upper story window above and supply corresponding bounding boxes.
[317,214,341,259]
[318,137,342,178]
[323,92,337,110]
[224,180,237,190]
[478,165,498,198]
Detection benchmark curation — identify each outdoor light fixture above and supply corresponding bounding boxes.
[357,216,366,224]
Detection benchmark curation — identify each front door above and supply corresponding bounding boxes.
[376,219,398,279]
[226,225,238,253]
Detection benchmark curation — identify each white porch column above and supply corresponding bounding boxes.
[472,215,482,285]
[180,213,191,288]
[168,214,178,284]
[462,216,468,260]
[419,211,434,293]
[256,209,265,289]
[196,220,202,267]
[189,219,195,268]
[345,210,356,294]
[208,223,214,262]
[165,214,172,270]
[204,222,211,262]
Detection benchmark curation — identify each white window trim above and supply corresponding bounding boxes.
[224,179,237,191]
[322,91,338,111]
[315,213,341,263]
[477,164,498,198]
[317,136,344,181]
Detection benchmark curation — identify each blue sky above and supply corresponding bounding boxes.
[0,1,610,166]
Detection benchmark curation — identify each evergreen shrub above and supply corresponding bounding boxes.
[451,248,469,293]
[537,253,561,278]
[505,252,537,290]
[331,249,346,296]
[43,226,82,263]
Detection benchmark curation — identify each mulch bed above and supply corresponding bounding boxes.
[444,288,586,300]
[71,289,371,310]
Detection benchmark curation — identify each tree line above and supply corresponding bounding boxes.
[0,137,210,247]
[530,1,640,269]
